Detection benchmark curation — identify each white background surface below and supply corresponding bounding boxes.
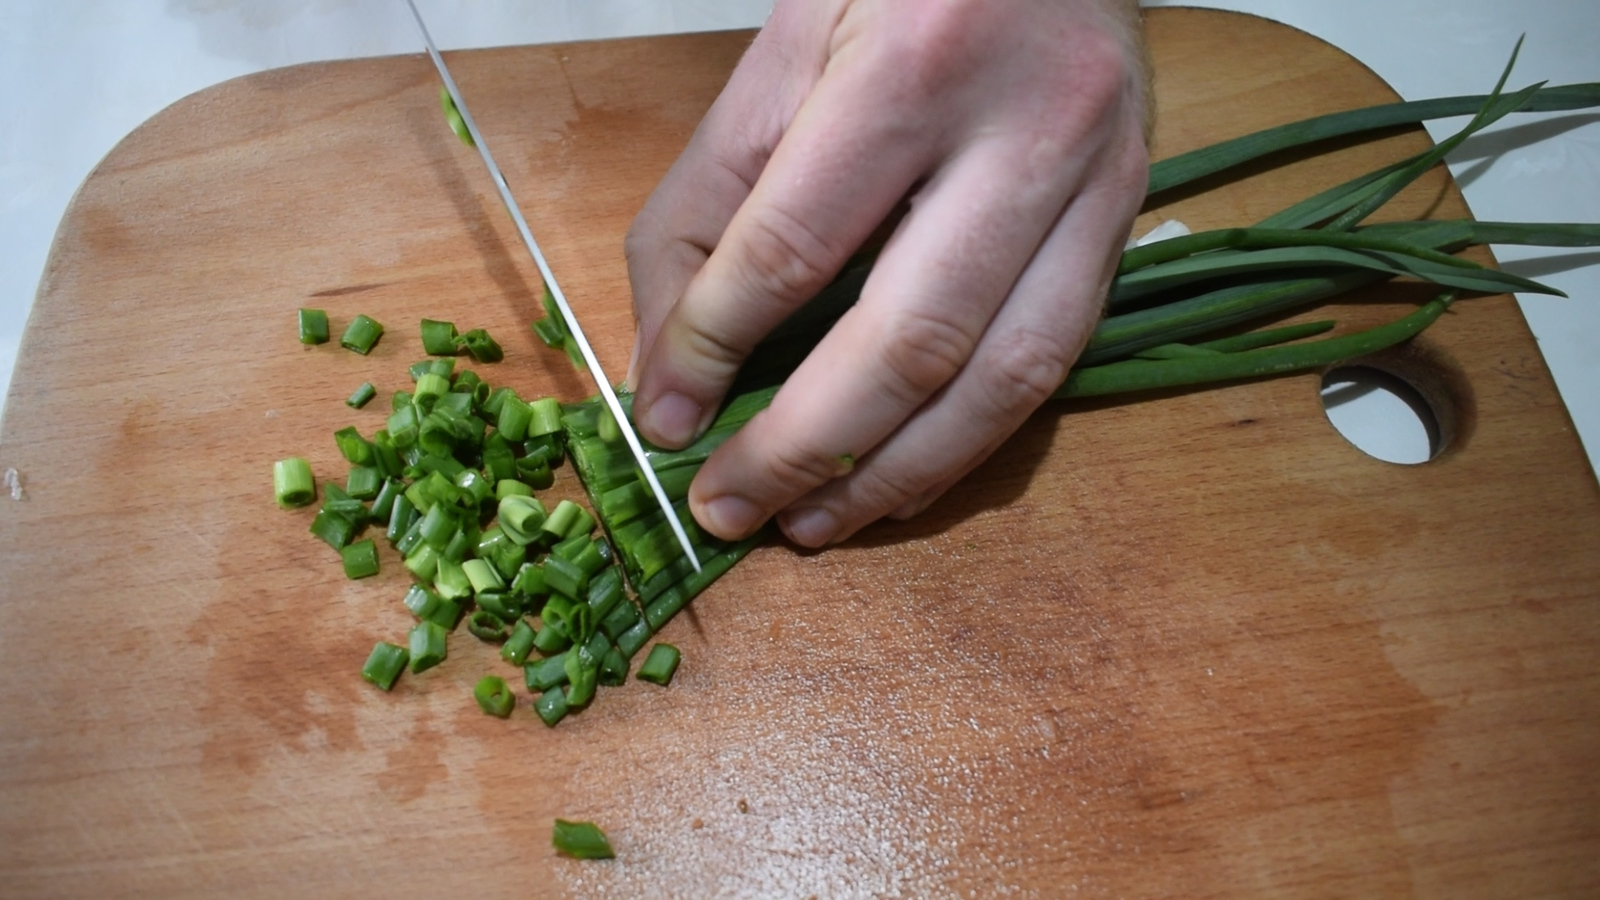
[2,1,1597,473]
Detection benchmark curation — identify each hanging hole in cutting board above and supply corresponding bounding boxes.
[1321,366,1440,464]
[1318,337,1474,465]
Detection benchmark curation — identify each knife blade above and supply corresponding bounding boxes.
[402,0,701,574]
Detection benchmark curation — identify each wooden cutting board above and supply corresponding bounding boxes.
[2,8,1596,898]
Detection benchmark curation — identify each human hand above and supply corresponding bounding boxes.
[625,0,1150,547]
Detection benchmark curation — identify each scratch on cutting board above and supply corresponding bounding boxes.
[3,468,22,500]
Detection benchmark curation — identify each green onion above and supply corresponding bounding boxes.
[476,591,520,623]
[273,457,316,508]
[440,86,475,147]
[598,647,629,686]
[407,621,448,673]
[530,316,563,348]
[542,554,588,600]
[340,539,380,579]
[361,642,408,691]
[309,506,359,550]
[346,382,377,409]
[474,676,515,718]
[552,819,614,860]
[345,465,383,501]
[534,687,568,727]
[636,643,681,686]
[333,426,375,466]
[462,558,506,594]
[413,372,451,408]
[298,308,330,345]
[564,654,598,709]
[526,652,569,692]
[501,619,537,665]
[433,557,472,600]
[403,584,462,630]
[468,609,511,642]
[459,328,503,363]
[339,314,384,355]
[532,619,571,655]
[527,397,564,437]
[420,319,460,356]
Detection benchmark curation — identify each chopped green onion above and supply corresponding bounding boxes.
[598,647,629,686]
[552,820,614,860]
[462,558,506,594]
[298,308,330,345]
[404,584,462,630]
[345,465,383,501]
[309,507,359,549]
[346,381,377,409]
[564,654,598,709]
[533,617,571,655]
[501,619,537,665]
[534,687,568,727]
[439,86,475,147]
[477,590,520,624]
[340,539,380,579]
[273,457,316,508]
[468,609,511,642]
[458,328,503,363]
[340,314,384,355]
[420,318,460,356]
[403,542,440,581]
[530,316,563,348]
[361,641,408,691]
[474,675,515,718]
[542,554,588,600]
[433,557,473,600]
[498,396,532,442]
[512,562,548,598]
[413,372,451,408]
[334,426,375,465]
[370,477,403,522]
[386,494,417,543]
[370,431,403,478]
[525,652,569,692]
[407,621,448,673]
[637,643,681,686]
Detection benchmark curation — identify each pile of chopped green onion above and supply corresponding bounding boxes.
[285,45,1600,731]
[283,317,687,726]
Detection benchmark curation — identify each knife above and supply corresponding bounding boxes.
[402,0,701,574]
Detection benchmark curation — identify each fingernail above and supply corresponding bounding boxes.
[700,494,765,540]
[639,392,702,447]
[781,507,839,547]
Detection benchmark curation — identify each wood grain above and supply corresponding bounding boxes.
[1,9,1597,898]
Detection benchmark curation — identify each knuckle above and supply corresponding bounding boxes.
[847,461,931,515]
[758,436,855,500]
[977,328,1074,420]
[733,204,842,306]
[877,305,976,404]
[674,314,748,382]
